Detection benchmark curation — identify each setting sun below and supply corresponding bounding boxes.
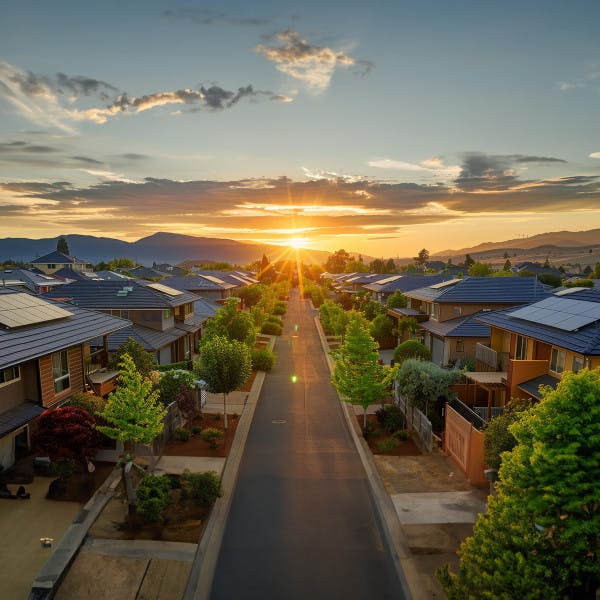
[288,237,310,249]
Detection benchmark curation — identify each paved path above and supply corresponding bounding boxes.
[210,289,405,599]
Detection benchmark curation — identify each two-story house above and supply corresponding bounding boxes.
[29,250,92,275]
[160,275,237,302]
[0,268,67,294]
[0,289,129,469]
[363,274,453,304]
[45,280,204,365]
[395,277,552,367]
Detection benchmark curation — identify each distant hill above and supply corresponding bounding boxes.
[0,232,331,266]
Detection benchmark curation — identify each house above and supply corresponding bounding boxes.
[511,261,563,278]
[395,276,552,366]
[45,280,204,365]
[160,275,237,302]
[0,289,129,469]
[29,250,91,275]
[363,274,453,304]
[52,266,103,283]
[124,265,165,280]
[152,263,188,277]
[0,268,67,294]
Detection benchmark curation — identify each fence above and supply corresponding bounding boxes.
[394,387,433,452]
[472,406,504,421]
[150,401,182,459]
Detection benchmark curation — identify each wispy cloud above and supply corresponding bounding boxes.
[164,8,271,27]
[0,60,291,130]
[256,29,373,92]
[590,152,600,159]
[558,60,600,92]
[368,156,461,182]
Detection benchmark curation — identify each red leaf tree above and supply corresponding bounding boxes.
[33,406,99,466]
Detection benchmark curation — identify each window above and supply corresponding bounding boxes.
[572,355,585,373]
[454,306,462,316]
[52,351,70,393]
[430,303,439,320]
[515,335,528,360]
[456,340,464,353]
[550,348,566,374]
[0,366,20,387]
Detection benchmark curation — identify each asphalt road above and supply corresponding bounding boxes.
[210,288,405,600]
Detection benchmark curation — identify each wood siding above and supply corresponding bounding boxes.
[39,346,85,407]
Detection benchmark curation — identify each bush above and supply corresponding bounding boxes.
[375,404,405,433]
[273,301,287,315]
[261,321,283,335]
[266,314,283,326]
[213,412,221,420]
[392,429,409,441]
[376,437,400,453]
[251,347,276,371]
[159,369,196,405]
[156,360,192,372]
[393,340,432,364]
[181,470,223,506]
[136,475,172,522]
[201,427,223,449]
[191,425,202,435]
[173,428,191,442]
[66,392,106,418]
[370,314,395,346]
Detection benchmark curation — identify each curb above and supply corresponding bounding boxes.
[183,335,275,600]
[314,315,427,600]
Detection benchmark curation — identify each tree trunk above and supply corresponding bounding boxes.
[223,392,228,429]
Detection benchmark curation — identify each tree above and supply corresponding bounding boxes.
[583,265,593,276]
[325,249,351,274]
[414,248,430,271]
[369,258,386,274]
[468,262,493,276]
[226,310,256,346]
[385,258,397,273]
[386,290,408,309]
[361,300,386,321]
[195,336,251,429]
[109,337,158,378]
[33,406,98,467]
[331,315,387,430]
[537,273,562,288]
[345,259,370,273]
[56,236,69,255]
[370,314,395,346]
[396,316,419,341]
[503,259,512,271]
[464,253,475,268]
[393,340,431,365]
[438,370,600,599]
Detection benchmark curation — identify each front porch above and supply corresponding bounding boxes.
[451,370,507,421]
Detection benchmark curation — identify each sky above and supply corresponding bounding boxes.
[1,0,599,259]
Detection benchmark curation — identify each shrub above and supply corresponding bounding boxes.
[173,428,191,442]
[376,437,400,453]
[266,314,283,327]
[156,360,191,372]
[273,301,287,315]
[181,470,223,506]
[136,475,171,522]
[251,347,276,371]
[370,314,395,346]
[191,425,202,435]
[213,412,221,420]
[66,392,106,418]
[200,428,223,449]
[159,369,196,405]
[261,321,283,335]
[393,340,432,364]
[392,429,409,441]
[375,404,405,433]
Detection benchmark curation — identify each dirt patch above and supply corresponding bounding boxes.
[163,413,239,458]
[41,461,116,502]
[357,414,422,457]
[239,371,257,393]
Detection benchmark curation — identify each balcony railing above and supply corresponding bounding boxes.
[476,343,509,371]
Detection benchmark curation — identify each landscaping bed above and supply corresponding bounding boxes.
[358,413,422,457]
[239,370,257,392]
[44,461,116,502]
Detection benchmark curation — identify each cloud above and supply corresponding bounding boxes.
[121,153,150,160]
[0,60,289,129]
[368,156,461,182]
[590,152,600,159]
[256,29,372,92]
[71,155,103,165]
[163,8,271,26]
[557,61,600,93]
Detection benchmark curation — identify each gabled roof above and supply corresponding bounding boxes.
[476,291,600,355]
[419,313,490,338]
[125,265,165,279]
[0,289,130,369]
[194,298,220,319]
[53,267,102,282]
[405,276,552,304]
[105,323,182,352]
[364,274,454,294]
[0,268,67,292]
[341,273,390,285]
[160,275,236,292]
[94,270,132,281]
[44,279,199,309]
[30,250,84,265]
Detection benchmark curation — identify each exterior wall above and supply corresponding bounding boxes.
[437,303,516,322]
[508,359,549,399]
[39,346,85,407]
[447,337,489,366]
[444,405,487,487]
[490,328,510,354]
[0,376,27,412]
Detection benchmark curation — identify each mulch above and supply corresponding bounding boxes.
[358,414,422,456]
[239,370,257,393]
[162,413,240,457]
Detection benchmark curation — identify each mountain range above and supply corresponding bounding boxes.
[0,232,331,266]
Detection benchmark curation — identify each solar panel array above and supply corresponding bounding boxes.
[146,282,183,296]
[376,275,402,285]
[430,278,461,289]
[201,275,227,285]
[0,293,72,328]
[509,296,600,331]
[554,287,586,296]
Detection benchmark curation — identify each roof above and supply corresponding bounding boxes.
[0,268,67,292]
[53,267,102,282]
[94,270,132,281]
[193,270,257,285]
[364,274,454,294]
[0,402,45,437]
[418,313,491,338]
[44,279,199,309]
[476,294,600,355]
[160,275,236,292]
[194,298,219,319]
[388,307,423,317]
[405,276,552,304]
[105,323,183,352]
[517,374,560,399]
[125,265,165,279]
[0,289,130,370]
[30,250,82,265]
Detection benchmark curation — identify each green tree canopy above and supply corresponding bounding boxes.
[468,262,494,276]
[97,352,166,448]
[331,315,387,429]
[439,369,600,599]
[503,258,512,271]
[414,248,430,270]
[386,290,408,309]
[108,337,157,378]
[203,297,256,346]
[385,258,397,273]
[324,249,351,273]
[56,236,69,255]
[393,340,431,364]
[370,313,395,346]
[194,335,251,429]
[369,258,386,274]
[464,253,475,268]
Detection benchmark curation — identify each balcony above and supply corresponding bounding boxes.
[475,342,509,372]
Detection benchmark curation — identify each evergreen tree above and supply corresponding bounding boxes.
[56,236,69,255]
[464,254,475,268]
[385,258,397,273]
[109,337,157,378]
[386,290,408,309]
[503,258,512,271]
[195,336,252,429]
[331,315,387,429]
[413,248,430,271]
[438,369,600,599]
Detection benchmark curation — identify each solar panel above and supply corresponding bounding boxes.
[146,282,183,296]
[376,275,402,285]
[0,292,72,328]
[554,287,586,296]
[201,275,227,285]
[430,278,461,289]
[509,297,600,331]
